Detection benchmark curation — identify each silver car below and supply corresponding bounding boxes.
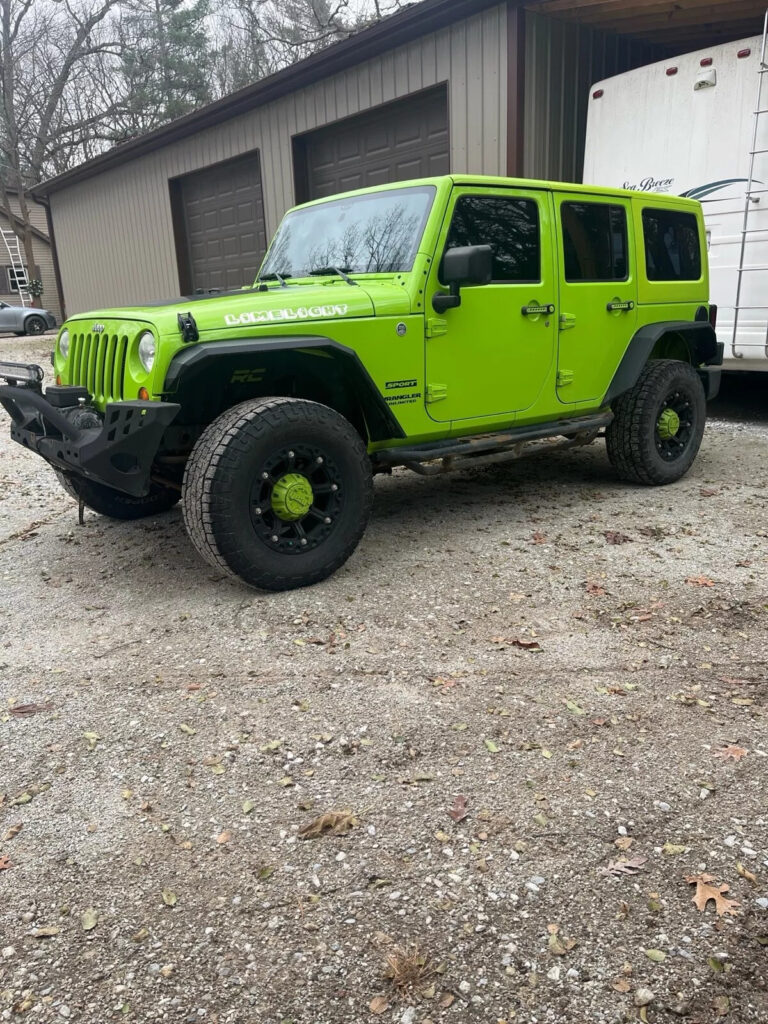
[0,302,57,336]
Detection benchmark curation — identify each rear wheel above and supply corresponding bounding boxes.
[605,359,706,485]
[55,471,180,520]
[182,397,373,591]
[24,315,47,336]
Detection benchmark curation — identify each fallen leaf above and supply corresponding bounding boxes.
[0,855,12,871]
[32,926,60,938]
[662,843,688,856]
[438,992,455,1009]
[600,856,648,877]
[736,862,757,885]
[612,978,632,993]
[512,634,540,651]
[645,949,666,963]
[714,745,748,762]
[216,830,231,844]
[547,923,577,956]
[179,724,197,736]
[298,811,359,839]
[242,799,255,815]
[686,575,715,588]
[257,865,275,881]
[259,739,283,753]
[448,795,469,823]
[564,698,586,716]
[81,908,98,931]
[161,890,178,907]
[585,581,606,596]
[713,995,730,1016]
[686,874,740,917]
[9,702,53,717]
[484,739,500,753]
[2,823,23,842]
[615,837,634,851]
[700,488,719,497]
[531,531,547,545]
[369,995,389,1015]
[604,531,632,545]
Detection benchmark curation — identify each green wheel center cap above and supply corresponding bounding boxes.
[271,473,314,521]
[657,408,681,440]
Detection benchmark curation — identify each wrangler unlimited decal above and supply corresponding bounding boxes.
[224,305,350,327]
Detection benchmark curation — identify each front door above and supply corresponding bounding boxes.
[554,193,637,405]
[425,187,556,423]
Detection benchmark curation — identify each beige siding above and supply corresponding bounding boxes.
[51,4,508,314]
[0,201,62,323]
[523,11,665,184]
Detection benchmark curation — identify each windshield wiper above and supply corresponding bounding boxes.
[257,271,292,287]
[308,266,359,286]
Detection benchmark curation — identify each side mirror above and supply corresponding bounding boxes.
[432,245,493,314]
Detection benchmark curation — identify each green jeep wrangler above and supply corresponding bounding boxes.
[0,175,721,591]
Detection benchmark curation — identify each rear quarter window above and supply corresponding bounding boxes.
[642,208,702,281]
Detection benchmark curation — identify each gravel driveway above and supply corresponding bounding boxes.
[1,336,767,1024]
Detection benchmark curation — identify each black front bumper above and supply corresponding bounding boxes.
[0,362,179,497]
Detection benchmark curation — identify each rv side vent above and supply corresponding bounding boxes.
[694,70,717,91]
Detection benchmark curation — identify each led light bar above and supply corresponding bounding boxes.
[0,361,45,387]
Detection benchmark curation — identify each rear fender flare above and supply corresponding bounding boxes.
[603,321,721,406]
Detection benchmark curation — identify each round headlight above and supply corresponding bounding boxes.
[138,332,156,373]
[59,329,70,359]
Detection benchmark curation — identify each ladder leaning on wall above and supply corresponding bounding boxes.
[0,228,29,307]
[733,8,768,358]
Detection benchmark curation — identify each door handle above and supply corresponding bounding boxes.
[606,300,634,312]
[521,303,556,317]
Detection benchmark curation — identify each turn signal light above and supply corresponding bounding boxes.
[700,57,713,67]
[138,387,149,400]
[738,48,751,59]
[666,67,678,76]
[56,374,62,386]
[592,89,604,99]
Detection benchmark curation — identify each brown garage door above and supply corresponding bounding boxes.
[172,152,268,294]
[296,86,450,201]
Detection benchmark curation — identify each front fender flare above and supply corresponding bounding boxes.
[162,334,405,442]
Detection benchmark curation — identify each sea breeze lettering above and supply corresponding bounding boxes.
[224,305,349,327]
[622,176,674,193]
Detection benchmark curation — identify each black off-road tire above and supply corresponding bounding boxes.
[605,359,706,486]
[182,397,373,591]
[24,314,47,336]
[55,471,180,520]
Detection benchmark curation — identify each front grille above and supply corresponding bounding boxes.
[68,332,128,404]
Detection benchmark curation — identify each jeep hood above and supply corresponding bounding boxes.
[66,280,411,336]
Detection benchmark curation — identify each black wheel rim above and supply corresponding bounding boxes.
[27,317,44,335]
[249,443,344,555]
[655,389,695,462]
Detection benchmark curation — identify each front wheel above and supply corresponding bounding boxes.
[55,471,180,520]
[24,314,47,336]
[605,359,706,485]
[182,397,373,591]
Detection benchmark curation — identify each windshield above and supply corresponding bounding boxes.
[259,185,436,279]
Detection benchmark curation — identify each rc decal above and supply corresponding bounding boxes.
[225,305,349,327]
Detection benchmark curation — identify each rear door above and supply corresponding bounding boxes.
[554,194,637,405]
[425,187,557,423]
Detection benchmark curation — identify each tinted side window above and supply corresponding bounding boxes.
[561,202,629,282]
[642,208,701,281]
[442,196,540,283]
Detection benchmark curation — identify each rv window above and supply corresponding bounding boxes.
[642,208,701,281]
[560,202,628,282]
[441,195,540,283]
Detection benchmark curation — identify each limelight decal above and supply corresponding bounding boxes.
[225,305,349,327]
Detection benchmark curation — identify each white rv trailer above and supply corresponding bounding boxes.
[584,25,768,370]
